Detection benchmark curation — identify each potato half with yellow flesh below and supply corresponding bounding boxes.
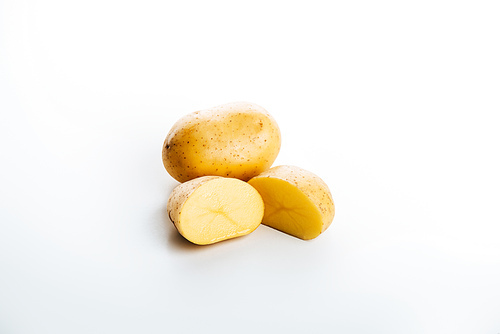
[248,165,335,240]
[167,176,264,245]
[162,102,281,183]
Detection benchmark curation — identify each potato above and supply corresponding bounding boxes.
[248,165,335,240]
[162,102,281,183]
[167,176,264,245]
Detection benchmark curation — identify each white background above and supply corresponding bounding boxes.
[1,0,499,333]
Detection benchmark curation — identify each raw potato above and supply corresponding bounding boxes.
[162,102,281,183]
[248,165,335,240]
[167,176,265,245]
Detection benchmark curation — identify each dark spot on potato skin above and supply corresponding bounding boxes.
[168,210,174,223]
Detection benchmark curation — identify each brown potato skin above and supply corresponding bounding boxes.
[162,102,281,183]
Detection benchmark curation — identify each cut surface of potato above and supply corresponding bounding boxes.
[248,165,335,240]
[162,102,281,183]
[167,176,264,245]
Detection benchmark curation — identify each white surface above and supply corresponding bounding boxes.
[1,1,499,333]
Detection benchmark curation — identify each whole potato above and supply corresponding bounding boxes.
[162,102,281,182]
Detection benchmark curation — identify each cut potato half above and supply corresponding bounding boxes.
[248,165,335,240]
[167,176,264,245]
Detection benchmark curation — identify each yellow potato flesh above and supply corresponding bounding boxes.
[174,178,264,245]
[248,177,323,240]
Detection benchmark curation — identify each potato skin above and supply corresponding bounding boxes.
[249,165,335,234]
[162,102,281,182]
